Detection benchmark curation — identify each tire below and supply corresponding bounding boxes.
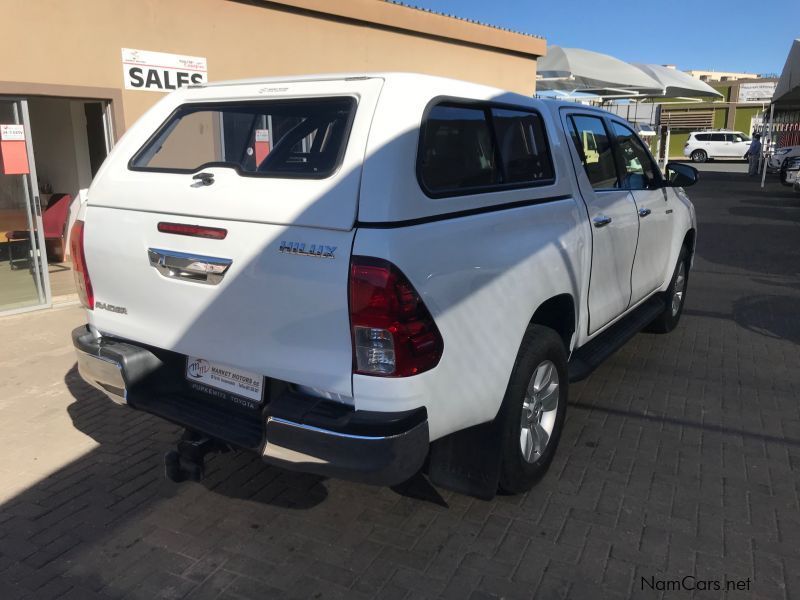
[691,149,707,163]
[780,162,792,186]
[498,325,568,494]
[646,247,690,334]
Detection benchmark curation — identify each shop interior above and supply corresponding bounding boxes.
[0,97,109,311]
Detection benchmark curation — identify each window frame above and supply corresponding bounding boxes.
[127,96,358,180]
[416,97,556,199]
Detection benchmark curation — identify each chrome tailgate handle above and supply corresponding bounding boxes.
[148,248,232,285]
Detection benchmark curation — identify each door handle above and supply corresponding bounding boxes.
[192,172,215,186]
[148,248,232,285]
[593,215,612,228]
[638,207,652,218]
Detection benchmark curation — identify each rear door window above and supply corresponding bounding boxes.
[130,97,356,179]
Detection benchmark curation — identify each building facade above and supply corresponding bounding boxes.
[0,0,545,315]
[684,69,761,82]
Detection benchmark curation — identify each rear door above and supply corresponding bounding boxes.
[561,111,639,334]
[708,132,727,157]
[84,78,383,397]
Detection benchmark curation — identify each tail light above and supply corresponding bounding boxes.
[69,220,94,309]
[349,256,443,377]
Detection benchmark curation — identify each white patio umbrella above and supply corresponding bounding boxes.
[537,46,662,97]
[633,63,722,99]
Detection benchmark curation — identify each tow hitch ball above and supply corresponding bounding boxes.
[164,430,226,483]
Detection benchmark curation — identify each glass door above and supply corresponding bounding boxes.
[0,98,49,314]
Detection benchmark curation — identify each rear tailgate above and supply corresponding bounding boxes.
[83,77,384,397]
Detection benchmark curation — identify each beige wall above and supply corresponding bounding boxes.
[0,0,542,134]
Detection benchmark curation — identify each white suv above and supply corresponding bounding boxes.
[71,73,697,498]
[683,130,751,162]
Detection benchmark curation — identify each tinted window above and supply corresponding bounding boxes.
[419,105,499,193]
[695,134,710,141]
[568,115,619,190]
[709,133,726,142]
[131,97,356,178]
[611,121,661,190]
[490,108,554,184]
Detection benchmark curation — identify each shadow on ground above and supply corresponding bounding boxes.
[64,366,330,510]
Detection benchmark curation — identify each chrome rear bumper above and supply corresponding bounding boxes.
[71,325,429,486]
[72,325,162,405]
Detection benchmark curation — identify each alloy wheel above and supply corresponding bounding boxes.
[672,262,686,317]
[519,360,559,463]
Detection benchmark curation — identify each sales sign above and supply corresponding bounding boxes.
[0,124,28,174]
[121,48,208,92]
[0,124,25,141]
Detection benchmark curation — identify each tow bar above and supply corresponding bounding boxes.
[164,430,227,483]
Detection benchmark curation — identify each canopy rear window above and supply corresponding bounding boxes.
[130,97,356,179]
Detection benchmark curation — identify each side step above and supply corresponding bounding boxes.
[568,295,666,382]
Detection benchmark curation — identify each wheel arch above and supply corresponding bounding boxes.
[683,228,697,256]
[529,293,576,353]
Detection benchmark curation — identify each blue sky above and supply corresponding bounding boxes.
[410,0,798,75]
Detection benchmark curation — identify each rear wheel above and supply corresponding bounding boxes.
[691,149,707,163]
[646,247,690,334]
[780,161,792,186]
[498,325,568,494]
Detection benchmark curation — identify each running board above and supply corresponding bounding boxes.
[568,295,666,382]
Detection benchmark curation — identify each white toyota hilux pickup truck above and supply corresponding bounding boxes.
[71,73,697,499]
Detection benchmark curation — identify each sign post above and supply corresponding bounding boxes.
[761,103,775,189]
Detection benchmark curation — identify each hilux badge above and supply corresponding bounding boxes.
[279,241,336,258]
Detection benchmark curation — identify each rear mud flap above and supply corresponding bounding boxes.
[428,418,503,501]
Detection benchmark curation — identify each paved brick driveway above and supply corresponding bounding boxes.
[1,166,799,599]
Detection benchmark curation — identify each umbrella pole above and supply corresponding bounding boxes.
[761,103,774,189]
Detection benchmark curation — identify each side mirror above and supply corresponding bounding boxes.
[664,162,699,187]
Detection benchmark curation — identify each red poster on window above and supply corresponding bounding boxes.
[254,129,271,165]
[0,125,30,175]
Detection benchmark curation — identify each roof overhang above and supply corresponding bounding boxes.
[254,0,547,58]
[773,39,800,109]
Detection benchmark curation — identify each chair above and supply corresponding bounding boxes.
[5,193,72,269]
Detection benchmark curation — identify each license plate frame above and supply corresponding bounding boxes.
[185,356,264,407]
